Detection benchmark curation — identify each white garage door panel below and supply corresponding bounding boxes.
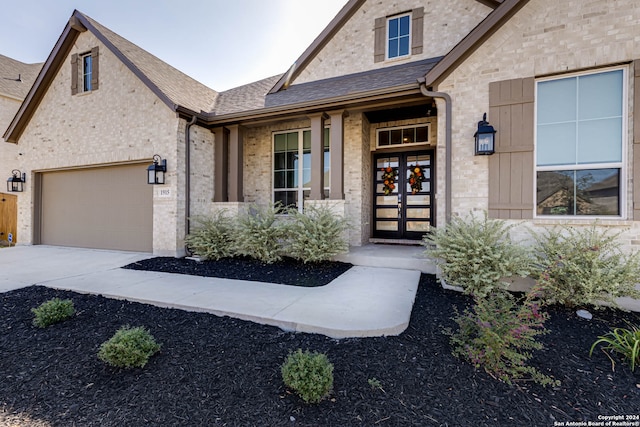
[40,164,153,252]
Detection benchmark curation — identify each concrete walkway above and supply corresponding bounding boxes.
[0,246,421,338]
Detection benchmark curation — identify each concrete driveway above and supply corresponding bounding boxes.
[0,245,153,292]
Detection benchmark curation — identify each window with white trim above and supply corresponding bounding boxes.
[535,68,625,216]
[377,124,429,148]
[81,53,93,92]
[273,129,329,211]
[387,13,411,59]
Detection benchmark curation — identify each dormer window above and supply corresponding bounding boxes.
[71,47,99,95]
[387,14,411,59]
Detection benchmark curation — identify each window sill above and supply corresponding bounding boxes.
[532,217,632,227]
[383,55,412,65]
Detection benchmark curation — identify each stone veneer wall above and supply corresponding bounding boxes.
[295,0,491,84]
[435,0,640,252]
[12,30,183,255]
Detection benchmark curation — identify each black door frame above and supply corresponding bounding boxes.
[372,150,434,240]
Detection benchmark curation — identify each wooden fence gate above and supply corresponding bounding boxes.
[0,193,17,246]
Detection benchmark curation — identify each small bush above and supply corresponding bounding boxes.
[235,203,289,264]
[185,212,237,260]
[281,349,334,404]
[422,213,532,297]
[31,298,75,328]
[590,323,640,372]
[98,325,161,369]
[533,225,640,308]
[448,292,558,386]
[286,204,350,263]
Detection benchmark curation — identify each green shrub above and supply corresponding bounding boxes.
[590,323,640,372]
[281,349,334,404]
[422,213,532,297]
[98,325,161,369]
[31,298,75,328]
[286,204,350,263]
[448,292,558,387]
[235,203,288,264]
[185,212,237,260]
[533,225,640,308]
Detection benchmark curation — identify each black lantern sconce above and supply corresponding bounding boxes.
[147,155,167,185]
[474,113,496,155]
[7,170,25,192]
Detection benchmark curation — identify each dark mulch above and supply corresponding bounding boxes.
[1,275,640,426]
[123,256,353,287]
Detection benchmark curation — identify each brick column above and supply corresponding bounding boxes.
[227,125,244,202]
[328,110,345,199]
[309,113,327,200]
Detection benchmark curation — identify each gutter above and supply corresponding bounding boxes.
[418,78,452,224]
[184,115,197,254]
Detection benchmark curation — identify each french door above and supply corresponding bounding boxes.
[373,151,433,240]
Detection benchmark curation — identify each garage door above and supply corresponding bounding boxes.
[40,164,153,252]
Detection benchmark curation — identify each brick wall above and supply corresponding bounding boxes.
[12,31,184,255]
[436,0,640,252]
[295,0,491,84]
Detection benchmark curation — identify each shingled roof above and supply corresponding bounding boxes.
[264,57,441,109]
[212,74,283,116]
[0,55,42,100]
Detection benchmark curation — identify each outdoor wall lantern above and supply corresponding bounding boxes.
[147,155,167,185]
[474,113,496,156]
[7,170,25,192]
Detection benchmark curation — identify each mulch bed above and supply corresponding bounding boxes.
[1,272,639,426]
[123,256,353,287]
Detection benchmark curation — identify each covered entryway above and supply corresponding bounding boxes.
[373,151,433,240]
[0,193,17,246]
[37,163,153,252]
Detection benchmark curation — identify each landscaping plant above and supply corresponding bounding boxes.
[448,292,559,386]
[533,224,640,308]
[31,298,75,328]
[286,204,350,263]
[422,213,532,298]
[98,325,161,369]
[185,211,237,260]
[281,349,334,404]
[234,203,289,264]
[590,323,640,372]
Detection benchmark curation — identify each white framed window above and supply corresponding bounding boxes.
[386,13,411,60]
[81,53,93,92]
[377,124,429,148]
[273,128,330,212]
[535,67,626,217]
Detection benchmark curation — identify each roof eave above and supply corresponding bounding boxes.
[74,13,178,112]
[3,18,84,143]
[423,0,530,88]
[269,0,366,94]
[202,83,422,126]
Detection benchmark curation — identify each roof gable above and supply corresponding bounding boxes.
[269,0,502,94]
[4,10,218,143]
[422,0,529,87]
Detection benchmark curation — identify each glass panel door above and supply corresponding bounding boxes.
[373,151,433,239]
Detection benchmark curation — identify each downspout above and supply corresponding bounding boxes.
[184,115,197,255]
[418,77,452,224]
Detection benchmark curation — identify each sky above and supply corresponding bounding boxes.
[0,0,349,91]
